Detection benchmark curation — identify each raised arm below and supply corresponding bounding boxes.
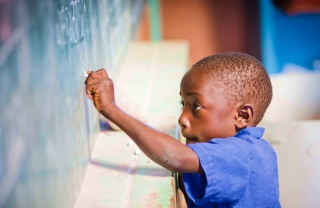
[85,69,201,173]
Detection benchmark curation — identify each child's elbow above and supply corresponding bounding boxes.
[165,154,199,173]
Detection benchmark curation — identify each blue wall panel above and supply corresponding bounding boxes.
[260,0,320,74]
[0,0,142,207]
[274,11,320,71]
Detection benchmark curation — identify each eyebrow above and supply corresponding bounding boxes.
[188,93,203,97]
[179,91,203,97]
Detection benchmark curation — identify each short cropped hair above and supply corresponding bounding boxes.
[191,52,272,126]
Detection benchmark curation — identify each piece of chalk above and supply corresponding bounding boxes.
[134,148,141,155]
[127,140,134,146]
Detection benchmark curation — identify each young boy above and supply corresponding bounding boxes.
[85,52,281,207]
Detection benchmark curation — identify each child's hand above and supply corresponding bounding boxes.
[85,69,115,116]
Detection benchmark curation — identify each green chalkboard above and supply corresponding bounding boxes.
[0,0,142,207]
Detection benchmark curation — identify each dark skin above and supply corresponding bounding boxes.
[85,68,255,201]
[179,69,254,143]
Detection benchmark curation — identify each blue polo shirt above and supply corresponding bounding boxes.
[182,127,281,208]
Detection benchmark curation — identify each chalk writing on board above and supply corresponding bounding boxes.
[56,0,84,48]
[0,0,143,207]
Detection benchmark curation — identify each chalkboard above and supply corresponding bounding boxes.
[0,0,143,207]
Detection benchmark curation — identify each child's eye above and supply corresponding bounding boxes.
[192,103,202,111]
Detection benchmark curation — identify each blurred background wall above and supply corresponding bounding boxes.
[261,0,320,74]
[137,0,261,67]
[138,0,320,73]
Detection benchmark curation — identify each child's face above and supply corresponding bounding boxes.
[179,69,238,144]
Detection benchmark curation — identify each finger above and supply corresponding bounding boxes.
[86,82,100,100]
[86,88,94,101]
[85,70,94,85]
[89,70,106,80]
[87,93,94,101]
[85,71,105,85]
[85,75,96,85]
[86,82,100,94]
[96,68,109,79]
[85,69,109,83]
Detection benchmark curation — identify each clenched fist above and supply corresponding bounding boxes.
[85,69,115,116]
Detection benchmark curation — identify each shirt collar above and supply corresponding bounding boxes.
[234,127,265,139]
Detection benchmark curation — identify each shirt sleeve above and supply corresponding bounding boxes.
[182,138,251,205]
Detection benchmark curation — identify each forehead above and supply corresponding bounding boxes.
[180,68,234,109]
[180,68,216,91]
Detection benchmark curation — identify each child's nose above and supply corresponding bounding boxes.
[178,112,190,129]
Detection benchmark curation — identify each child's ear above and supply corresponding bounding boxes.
[235,104,254,130]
